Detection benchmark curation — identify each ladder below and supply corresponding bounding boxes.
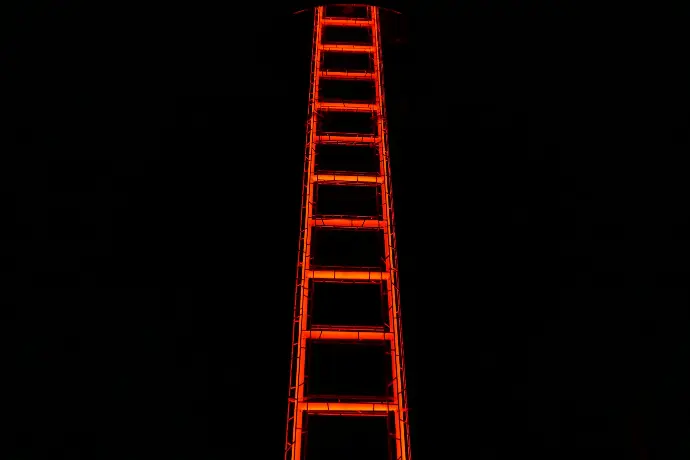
[286,5,411,460]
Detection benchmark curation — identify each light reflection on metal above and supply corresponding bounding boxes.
[285,5,411,459]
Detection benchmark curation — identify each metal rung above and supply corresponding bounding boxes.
[305,269,389,281]
[321,18,374,27]
[320,70,375,80]
[315,134,380,144]
[320,44,374,53]
[298,401,398,413]
[311,218,385,229]
[316,101,378,112]
[302,330,393,341]
[312,173,382,184]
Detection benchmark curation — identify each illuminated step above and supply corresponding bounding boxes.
[320,44,374,53]
[321,18,373,27]
[298,401,398,413]
[305,269,389,281]
[315,134,380,144]
[316,101,379,112]
[302,330,393,341]
[311,217,385,229]
[312,173,382,184]
[320,70,375,80]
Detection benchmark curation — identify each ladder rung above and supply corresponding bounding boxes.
[321,18,373,27]
[311,218,385,229]
[298,401,397,413]
[320,70,374,80]
[312,173,382,184]
[320,44,374,53]
[302,330,393,341]
[316,101,378,112]
[305,269,389,281]
[315,134,380,144]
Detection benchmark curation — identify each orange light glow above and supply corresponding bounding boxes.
[311,217,385,228]
[285,5,412,460]
[320,43,375,53]
[305,269,389,280]
[315,134,379,143]
[302,330,393,341]
[320,70,375,80]
[315,101,379,112]
[300,401,398,412]
[312,172,383,183]
[321,17,373,27]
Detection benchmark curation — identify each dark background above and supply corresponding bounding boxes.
[6,1,689,458]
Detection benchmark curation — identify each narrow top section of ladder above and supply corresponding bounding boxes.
[322,18,373,27]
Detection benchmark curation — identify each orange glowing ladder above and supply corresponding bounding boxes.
[286,5,411,460]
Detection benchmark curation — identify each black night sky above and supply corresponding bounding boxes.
[6,1,689,458]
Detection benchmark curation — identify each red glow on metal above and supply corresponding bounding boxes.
[285,5,412,459]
